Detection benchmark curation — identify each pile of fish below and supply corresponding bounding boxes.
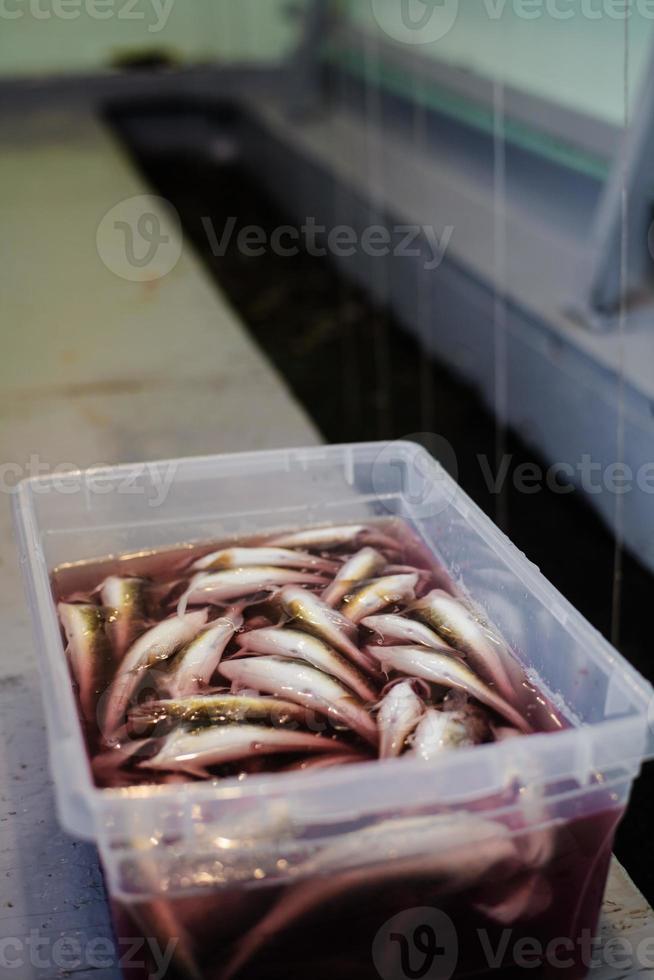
[56,521,537,785]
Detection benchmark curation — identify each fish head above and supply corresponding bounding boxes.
[279,586,313,622]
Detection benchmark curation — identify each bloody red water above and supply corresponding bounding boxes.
[52,516,565,783]
[108,800,623,980]
[51,518,620,979]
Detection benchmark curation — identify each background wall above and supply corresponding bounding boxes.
[345,0,654,127]
[0,0,303,77]
[3,0,652,129]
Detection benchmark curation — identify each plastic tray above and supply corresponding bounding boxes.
[12,441,654,975]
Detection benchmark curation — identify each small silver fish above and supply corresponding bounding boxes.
[411,590,516,700]
[219,813,517,980]
[450,701,491,743]
[377,679,425,758]
[473,778,556,926]
[128,897,204,980]
[361,613,453,650]
[100,576,147,661]
[141,723,348,777]
[282,751,370,772]
[341,574,418,623]
[91,738,154,786]
[385,564,427,574]
[192,547,337,574]
[267,523,398,551]
[322,547,387,607]
[365,645,530,733]
[220,656,378,746]
[165,610,242,697]
[266,524,370,550]
[130,693,310,732]
[178,568,327,614]
[237,627,377,702]
[473,871,553,926]
[102,610,208,735]
[279,585,375,676]
[58,602,113,725]
[410,708,477,761]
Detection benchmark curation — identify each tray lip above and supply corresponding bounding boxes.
[12,440,654,840]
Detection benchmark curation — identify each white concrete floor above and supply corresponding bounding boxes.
[0,108,651,979]
[0,108,318,979]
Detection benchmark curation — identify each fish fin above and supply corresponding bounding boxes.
[176,588,191,618]
[181,764,211,779]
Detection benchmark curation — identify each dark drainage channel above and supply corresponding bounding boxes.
[108,100,654,901]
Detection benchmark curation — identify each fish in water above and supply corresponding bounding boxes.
[411,590,516,700]
[322,547,387,607]
[279,586,376,676]
[178,568,328,614]
[141,723,349,777]
[377,679,425,758]
[91,737,155,786]
[361,613,454,651]
[164,610,242,698]
[218,813,517,980]
[102,610,208,736]
[220,656,378,746]
[282,751,371,772]
[58,602,113,725]
[365,645,530,733]
[126,889,205,980]
[100,576,147,662]
[54,517,557,807]
[192,547,337,575]
[130,692,311,734]
[473,871,553,927]
[410,707,484,761]
[340,574,419,624]
[267,523,398,552]
[236,627,377,702]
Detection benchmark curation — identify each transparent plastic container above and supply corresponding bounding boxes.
[13,441,654,979]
